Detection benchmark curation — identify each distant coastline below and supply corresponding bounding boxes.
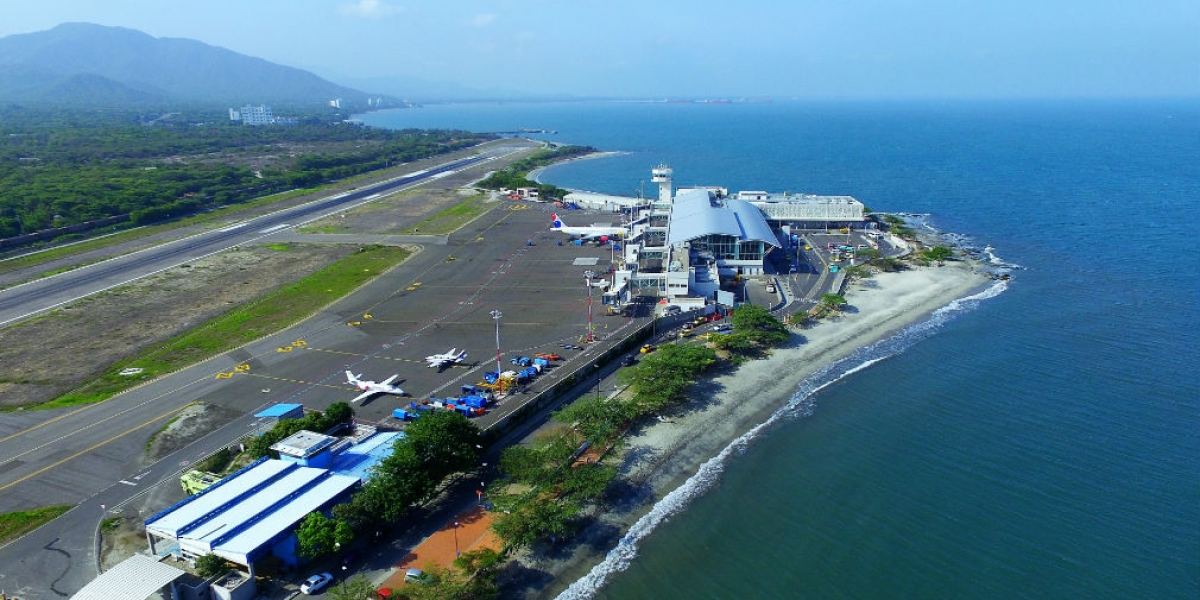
[527,150,624,185]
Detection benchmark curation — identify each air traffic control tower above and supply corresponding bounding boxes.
[652,164,673,204]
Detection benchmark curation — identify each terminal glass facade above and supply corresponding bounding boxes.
[688,235,765,262]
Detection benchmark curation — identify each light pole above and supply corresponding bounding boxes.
[490,310,503,395]
[453,521,460,557]
[584,270,596,342]
[593,363,601,399]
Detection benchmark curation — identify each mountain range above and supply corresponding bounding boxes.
[0,23,384,107]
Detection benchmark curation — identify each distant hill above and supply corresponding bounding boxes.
[0,22,387,107]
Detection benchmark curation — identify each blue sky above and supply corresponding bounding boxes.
[3,0,1198,99]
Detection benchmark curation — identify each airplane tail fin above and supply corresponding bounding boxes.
[551,213,564,229]
[345,371,358,384]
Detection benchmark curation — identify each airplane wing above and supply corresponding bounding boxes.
[381,374,399,385]
[351,390,374,403]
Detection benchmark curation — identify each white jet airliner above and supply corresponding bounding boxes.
[345,371,407,403]
[425,348,467,369]
[549,213,624,241]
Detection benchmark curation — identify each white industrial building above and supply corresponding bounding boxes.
[143,428,401,577]
[228,105,274,126]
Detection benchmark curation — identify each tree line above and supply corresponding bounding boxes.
[474,144,595,201]
[0,106,493,241]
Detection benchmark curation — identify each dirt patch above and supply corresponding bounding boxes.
[0,243,355,408]
[144,402,244,462]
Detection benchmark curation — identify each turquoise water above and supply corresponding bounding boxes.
[358,99,1200,599]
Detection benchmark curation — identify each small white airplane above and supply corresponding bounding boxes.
[550,213,624,241]
[425,348,467,369]
[345,371,407,403]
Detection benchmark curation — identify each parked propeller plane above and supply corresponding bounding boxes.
[345,371,407,403]
[426,348,467,369]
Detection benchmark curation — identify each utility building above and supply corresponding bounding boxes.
[144,429,401,576]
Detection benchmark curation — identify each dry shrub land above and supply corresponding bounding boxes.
[0,244,355,408]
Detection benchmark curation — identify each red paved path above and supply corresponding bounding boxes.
[378,506,501,591]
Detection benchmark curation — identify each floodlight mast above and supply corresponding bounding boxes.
[584,271,596,342]
[491,310,503,395]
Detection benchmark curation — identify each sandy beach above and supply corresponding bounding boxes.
[504,256,994,599]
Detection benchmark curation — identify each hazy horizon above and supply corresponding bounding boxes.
[3,0,1198,101]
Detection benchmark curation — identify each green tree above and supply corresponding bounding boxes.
[559,462,617,500]
[618,343,717,414]
[842,264,870,281]
[726,304,789,349]
[194,553,229,578]
[452,547,503,576]
[497,436,575,488]
[820,293,847,312]
[855,247,882,261]
[551,395,633,443]
[296,511,354,559]
[491,495,580,550]
[350,411,483,524]
[398,409,484,480]
[920,245,954,263]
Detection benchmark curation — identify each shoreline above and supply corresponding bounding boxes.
[527,150,625,184]
[503,257,995,599]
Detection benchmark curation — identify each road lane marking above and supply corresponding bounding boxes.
[0,405,188,494]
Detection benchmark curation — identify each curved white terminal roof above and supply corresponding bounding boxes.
[667,189,777,247]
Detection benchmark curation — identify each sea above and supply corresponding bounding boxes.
[357,98,1200,600]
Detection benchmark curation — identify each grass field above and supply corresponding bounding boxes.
[0,506,71,547]
[36,245,412,410]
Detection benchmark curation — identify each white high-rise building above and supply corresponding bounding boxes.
[238,105,274,126]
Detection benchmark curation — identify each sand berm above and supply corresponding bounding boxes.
[509,258,993,599]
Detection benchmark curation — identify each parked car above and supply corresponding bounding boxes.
[620,355,637,367]
[300,572,333,594]
[664,305,682,315]
[405,568,430,584]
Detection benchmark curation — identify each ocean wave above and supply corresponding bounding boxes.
[555,278,1007,600]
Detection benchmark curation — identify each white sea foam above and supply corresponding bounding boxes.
[555,278,1006,600]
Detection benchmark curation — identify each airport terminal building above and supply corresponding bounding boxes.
[598,166,866,308]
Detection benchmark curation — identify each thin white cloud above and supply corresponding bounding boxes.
[339,0,401,19]
[470,14,497,27]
